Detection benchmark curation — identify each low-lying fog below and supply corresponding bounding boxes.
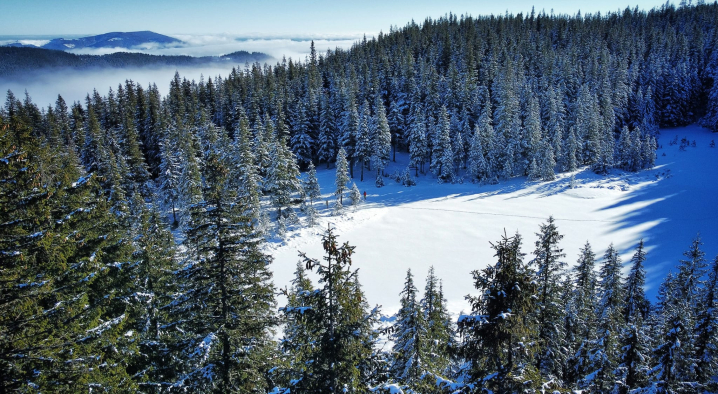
[0,35,358,108]
[0,65,241,108]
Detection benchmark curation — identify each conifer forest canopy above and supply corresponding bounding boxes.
[2,3,718,393]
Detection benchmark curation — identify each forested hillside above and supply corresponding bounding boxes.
[1,2,718,393]
[0,47,271,77]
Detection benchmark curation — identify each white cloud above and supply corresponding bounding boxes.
[0,64,239,109]
[61,34,361,62]
[0,39,51,47]
[0,34,361,109]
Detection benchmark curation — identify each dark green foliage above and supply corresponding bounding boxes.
[280,227,380,393]
[0,47,271,77]
[169,143,277,393]
[459,231,539,392]
[0,109,137,392]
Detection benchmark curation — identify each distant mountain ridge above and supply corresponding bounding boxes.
[41,31,182,51]
[0,47,272,77]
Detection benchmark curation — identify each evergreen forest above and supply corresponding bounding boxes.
[2,2,718,393]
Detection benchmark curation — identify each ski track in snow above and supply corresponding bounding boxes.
[266,125,718,318]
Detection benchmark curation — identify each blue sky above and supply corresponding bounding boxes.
[3,0,672,36]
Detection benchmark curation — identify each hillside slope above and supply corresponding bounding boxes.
[0,47,271,77]
[41,31,182,51]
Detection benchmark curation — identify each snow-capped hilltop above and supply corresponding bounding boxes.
[40,31,182,51]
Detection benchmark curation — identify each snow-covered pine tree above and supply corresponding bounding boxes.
[539,140,556,181]
[421,267,453,383]
[340,94,359,178]
[610,242,652,393]
[545,85,565,171]
[468,124,489,183]
[408,107,428,176]
[390,269,428,389]
[458,231,539,392]
[0,114,137,391]
[372,98,392,179]
[177,147,203,230]
[303,162,322,226]
[335,147,350,204]
[650,272,691,393]
[693,255,718,391]
[128,202,179,390]
[530,217,567,382]
[431,106,454,182]
[614,319,652,393]
[290,98,314,168]
[528,157,541,181]
[577,86,602,168]
[350,182,362,207]
[292,227,380,392]
[276,263,320,391]
[252,115,271,177]
[580,244,625,392]
[266,134,301,219]
[318,93,338,168]
[493,69,521,180]
[451,127,466,175]
[479,95,500,183]
[565,126,579,172]
[641,132,657,170]
[624,239,650,323]
[388,98,405,162]
[525,95,543,176]
[566,242,599,386]
[676,235,708,315]
[234,112,262,221]
[356,101,372,182]
[171,144,277,393]
[304,161,321,206]
[617,126,633,171]
[159,133,182,226]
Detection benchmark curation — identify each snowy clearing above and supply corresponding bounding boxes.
[267,125,718,317]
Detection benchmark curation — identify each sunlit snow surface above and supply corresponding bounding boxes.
[267,125,718,318]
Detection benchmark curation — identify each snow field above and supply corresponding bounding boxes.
[267,125,718,318]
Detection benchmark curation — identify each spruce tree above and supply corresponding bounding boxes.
[566,242,599,386]
[0,113,137,391]
[128,202,178,390]
[614,319,652,393]
[693,255,718,391]
[318,94,338,168]
[290,99,314,168]
[651,273,691,394]
[530,217,567,382]
[580,244,625,392]
[421,267,452,384]
[372,99,392,179]
[335,148,350,205]
[171,144,276,393]
[290,227,380,392]
[276,263,320,391]
[304,161,322,206]
[266,136,301,219]
[356,101,372,182]
[431,106,454,182]
[234,112,262,221]
[459,231,539,392]
[408,108,428,176]
[468,125,489,183]
[390,270,428,388]
[624,239,650,323]
[349,182,362,207]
